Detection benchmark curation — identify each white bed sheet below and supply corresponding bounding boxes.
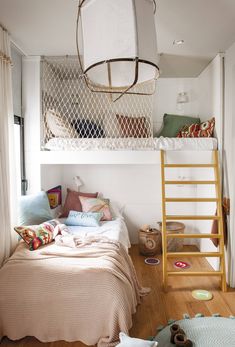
[59,217,131,250]
[44,137,217,151]
[155,137,218,150]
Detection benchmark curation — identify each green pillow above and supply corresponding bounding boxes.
[157,114,201,137]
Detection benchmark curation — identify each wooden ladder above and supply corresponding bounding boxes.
[160,150,227,292]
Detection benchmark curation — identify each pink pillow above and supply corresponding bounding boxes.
[116,114,150,138]
[79,196,112,221]
[60,189,98,218]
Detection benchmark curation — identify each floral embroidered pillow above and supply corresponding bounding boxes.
[65,211,103,227]
[14,219,62,250]
[177,117,215,138]
[79,197,112,221]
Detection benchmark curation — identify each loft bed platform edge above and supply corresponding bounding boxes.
[39,150,215,165]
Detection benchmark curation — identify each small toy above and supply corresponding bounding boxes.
[174,260,191,269]
[192,289,213,301]
[145,258,160,265]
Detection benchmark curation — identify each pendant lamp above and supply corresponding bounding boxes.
[76,0,160,101]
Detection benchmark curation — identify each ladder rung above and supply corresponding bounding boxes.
[167,252,222,258]
[165,198,218,202]
[166,233,222,239]
[165,180,217,185]
[164,164,216,168]
[166,215,220,220]
[167,271,223,276]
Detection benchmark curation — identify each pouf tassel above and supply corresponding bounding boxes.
[183,313,190,319]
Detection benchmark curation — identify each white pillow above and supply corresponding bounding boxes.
[117,333,158,347]
[109,201,124,219]
[46,109,77,138]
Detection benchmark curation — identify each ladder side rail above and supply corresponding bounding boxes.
[213,150,227,292]
[160,150,168,290]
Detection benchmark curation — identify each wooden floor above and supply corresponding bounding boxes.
[2,245,235,346]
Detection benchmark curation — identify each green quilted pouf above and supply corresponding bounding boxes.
[155,317,235,347]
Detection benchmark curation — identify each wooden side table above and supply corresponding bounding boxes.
[138,228,162,256]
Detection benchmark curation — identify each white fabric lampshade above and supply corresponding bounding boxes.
[80,0,159,89]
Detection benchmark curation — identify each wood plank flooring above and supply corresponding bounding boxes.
[2,245,235,346]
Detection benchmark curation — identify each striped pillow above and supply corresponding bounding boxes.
[79,197,112,221]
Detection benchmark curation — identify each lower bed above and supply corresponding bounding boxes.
[0,218,144,347]
[44,137,218,151]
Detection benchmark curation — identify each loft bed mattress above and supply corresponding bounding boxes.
[44,137,218,151]
[0,218,141,347]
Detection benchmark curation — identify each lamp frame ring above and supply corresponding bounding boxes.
[76,0,159,101]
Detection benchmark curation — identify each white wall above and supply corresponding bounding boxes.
[197,54,224,146]
[153,78,199,133]
[195,55,224,270]
[223,41,235,287]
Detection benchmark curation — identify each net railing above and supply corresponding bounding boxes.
[41,56,155,150]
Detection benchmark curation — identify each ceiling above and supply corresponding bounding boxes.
[1,0,235,77]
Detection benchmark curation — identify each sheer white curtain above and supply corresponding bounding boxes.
[0,26,17,265]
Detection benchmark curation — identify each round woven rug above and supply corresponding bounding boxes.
[155,317,235,347]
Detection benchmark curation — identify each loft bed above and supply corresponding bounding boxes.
[41,57,217,156]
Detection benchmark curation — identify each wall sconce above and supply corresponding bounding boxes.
[177,92,189,104]
[73,176,83,191]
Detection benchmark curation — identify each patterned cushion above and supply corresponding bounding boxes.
[14,219,61,250]
[60,189,98,218]
[116,114,151,138]
[79,196,112,221]
[177,117,215,137]
[45,109,77,138]
[65,211,103,227]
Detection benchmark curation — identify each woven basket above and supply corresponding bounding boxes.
[158,221,185,252]
[138,228,162,256]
